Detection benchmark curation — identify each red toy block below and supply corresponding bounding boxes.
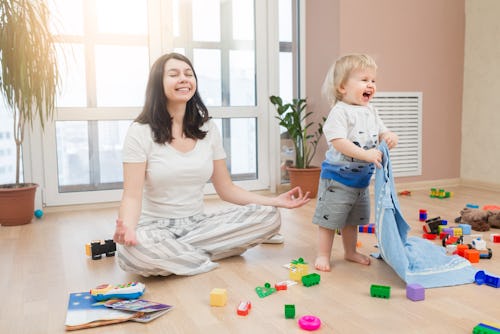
[275,282,288,291]
[464,249,480,263]
[236,301,251,316]
[422,233,437,240]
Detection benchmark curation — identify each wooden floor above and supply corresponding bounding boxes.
[1,185,499,333]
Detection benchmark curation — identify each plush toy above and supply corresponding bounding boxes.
[456,207,500,231]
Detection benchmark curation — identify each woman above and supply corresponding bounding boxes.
[113,52,310,277]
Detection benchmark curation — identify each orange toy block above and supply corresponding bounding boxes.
[464,249,480,263]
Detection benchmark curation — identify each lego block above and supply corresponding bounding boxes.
[289,259,308,281]
[464,249,480,263]
[479,248,493,259]
[423,233,437,240]
[274,281,288,291]
[456,244,469,257]
[459,223,471,235]
[472,238,487,250]
[370,284,391,298]
[284,304,296,319]
[236,301,251,316]
[406,283,425,301]
[452,227,463,237]
[85,239,116,260]
[301,273,321,287]
[255,283,276,298]
[210,288,227,306]
[490,234,500,243]
[419,209,428,222]
[475,270,500,288]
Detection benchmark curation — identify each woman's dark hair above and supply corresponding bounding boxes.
[135,52,209,144]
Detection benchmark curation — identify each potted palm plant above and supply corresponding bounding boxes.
[270,96,324,198]
[0,0,59,225]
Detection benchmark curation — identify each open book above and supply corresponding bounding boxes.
[65,292,173,331]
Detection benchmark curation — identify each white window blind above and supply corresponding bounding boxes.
[372,92,422,177]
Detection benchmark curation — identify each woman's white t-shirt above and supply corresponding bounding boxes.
[122,119,226,220]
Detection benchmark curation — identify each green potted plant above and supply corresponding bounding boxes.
[270,95,325,198]
[0,0,59,225]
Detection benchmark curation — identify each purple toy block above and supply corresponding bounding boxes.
[406,283,425,301]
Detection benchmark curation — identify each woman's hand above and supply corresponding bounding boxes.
[275,186,311,209]
[113,219,138,246]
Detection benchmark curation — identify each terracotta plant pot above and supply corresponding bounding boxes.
[0,183,38,226]
[286,166,321,198]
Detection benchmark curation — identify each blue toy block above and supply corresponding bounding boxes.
[475,270,500,288]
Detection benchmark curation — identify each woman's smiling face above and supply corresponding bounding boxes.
[163,58,197,104]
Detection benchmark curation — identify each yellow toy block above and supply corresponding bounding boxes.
[210,288,227,306]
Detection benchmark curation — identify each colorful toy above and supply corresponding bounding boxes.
[274,281,288,291]
[423,216,442,234]
[85,239,116,260]
[471,238,487,250]
[90,282,145,301]
[464,249,480,263]
[289,257,308,281]
[490,234,500,243]
[359,223,376,233]
[255,283,276,298]
[475,270,500,288]
[34,209,43,219]
[442,235,463,247]
[406,283,425,301]
[370,284,391,299]
[398,190,411,196]
[210,288,227,306]
[472,322,500,334]
[419,209,428,222]
[423,233,437,240]
[298,315,321,331]
[478,248,493,259]
[430,188,452,199]
[236,301,251,316]
[301,273,321,287]
[284,304,296,319]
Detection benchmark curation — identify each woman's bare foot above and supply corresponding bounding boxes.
[345,252,371,265]
[315,255,332,271]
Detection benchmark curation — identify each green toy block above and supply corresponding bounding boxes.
[370,284,391,298]
[301,273,321,287]
[255,282,276,298]
[284,304,296,319]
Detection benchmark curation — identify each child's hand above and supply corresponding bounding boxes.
[381,132,399,149]
[364,148,383,168]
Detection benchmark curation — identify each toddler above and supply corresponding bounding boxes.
[313,54,398,271]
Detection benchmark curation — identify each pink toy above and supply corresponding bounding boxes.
[298,315,321,331]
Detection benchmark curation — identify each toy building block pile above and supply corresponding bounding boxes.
[430,188,453,199]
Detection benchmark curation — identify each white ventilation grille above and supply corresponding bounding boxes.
[371,92,422,177]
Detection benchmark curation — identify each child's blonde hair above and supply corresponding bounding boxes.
[322,54,378,107]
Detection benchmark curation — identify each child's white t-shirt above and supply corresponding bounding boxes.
[321,101,388,188]
[122,120,226,220]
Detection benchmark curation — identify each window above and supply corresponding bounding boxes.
[41,0,276,205]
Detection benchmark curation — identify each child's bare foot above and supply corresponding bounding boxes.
[315,255,331,271]
[345,252,371,265]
